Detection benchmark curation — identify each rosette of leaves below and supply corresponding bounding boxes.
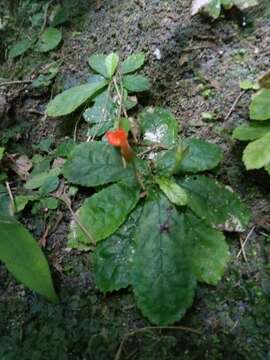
[232,70,270,175]
[46,52,150,138]
[63,107,250,325]
[191,0,258,19]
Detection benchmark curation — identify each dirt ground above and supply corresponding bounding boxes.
[1,1,270,359]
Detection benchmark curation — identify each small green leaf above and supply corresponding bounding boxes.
[123,75,150,92]
[243,132,270,170]
[131,192,196,325]
[15,195,38,212]
[191,0,221,19]
[47,80,107,117]
[0,215,58,302]
[176,139,223,173]
[250,89,270,121]
[92,205,143,293]
[186,211,230,285]
[105,53,119,78]
[179,175,250,232]
[156,177,188,206]
[63,141,132,187]
[122,53,145,74]
[9,39,32,59]
[88,54,108,78]
[140,107,179,147]
[232,123,270,141]
[68,180,140,246]
[36,27,62,53]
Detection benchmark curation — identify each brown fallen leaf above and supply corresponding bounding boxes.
[9,154,32,180]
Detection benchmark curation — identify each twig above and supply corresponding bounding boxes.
[237,226,255,259]
[54,192,96,245]
[115,326,201,360]
[239,237,248,262]
[5,181,16,215]
[40,1,52,34]
[39,223,51,247]
[224,90,246,121]
[0,80,32,87]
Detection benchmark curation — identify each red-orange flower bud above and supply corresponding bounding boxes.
[106,129,134,161]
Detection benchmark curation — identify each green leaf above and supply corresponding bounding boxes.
[179,175,250,232]
[68,180,140,246]
[63,141,132,187]
[122,53,145,74]
[140,107,179,147]
[243,132,270,170]
[0,215,58,302]
[15,195,38,212]
[83,91,117,137]
[233,0,258,10]
[265,163,270,175]
[36,27,62,53]
[191,0,221,19]
[25,168,60,190]
[176,139,223,173]
[186,211,230,285]
[92,205,143,292]
[232,123,270,141]
[88,54,108,78]
[131,192,196,325]
[123,75,150,92]
[156,177,188,206]
[9,39,32,59]
[105,53,119,78]
[155,144,188,177]
[46,80,107,117]
[250,89,270,121]
[0,147,4,160]
[259,70,270,89]
[0,185,12,216]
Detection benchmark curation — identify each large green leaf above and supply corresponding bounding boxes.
[25,168,60,190]
[131,192,196,325]
[250,89,270,121]
[0,215,58,302]
[243,132,270,170]
[122,53,145,74]
[176,139,223,173]
[139,107,179,147]
[123,75,150,92]
[186,211,230,285]
[63,142,132,187]
[36,27,62,53]
[92,205,143,293]
[232,123,270,141]
[68,180,140,246]
[179,175,250,232]
[46,80,107,117]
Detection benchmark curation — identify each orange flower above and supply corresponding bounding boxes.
[106,128,134,161]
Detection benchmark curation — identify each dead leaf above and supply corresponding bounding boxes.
[9,154,32,180]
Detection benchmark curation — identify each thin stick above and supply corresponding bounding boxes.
[5,181,16,215]
[54,193,96,245]
[224,90,246,121]
[40,0,52,34]
[239,237,248,262]
[115,326,201,360]
[0,80,32,87]
[237,226,255,259]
